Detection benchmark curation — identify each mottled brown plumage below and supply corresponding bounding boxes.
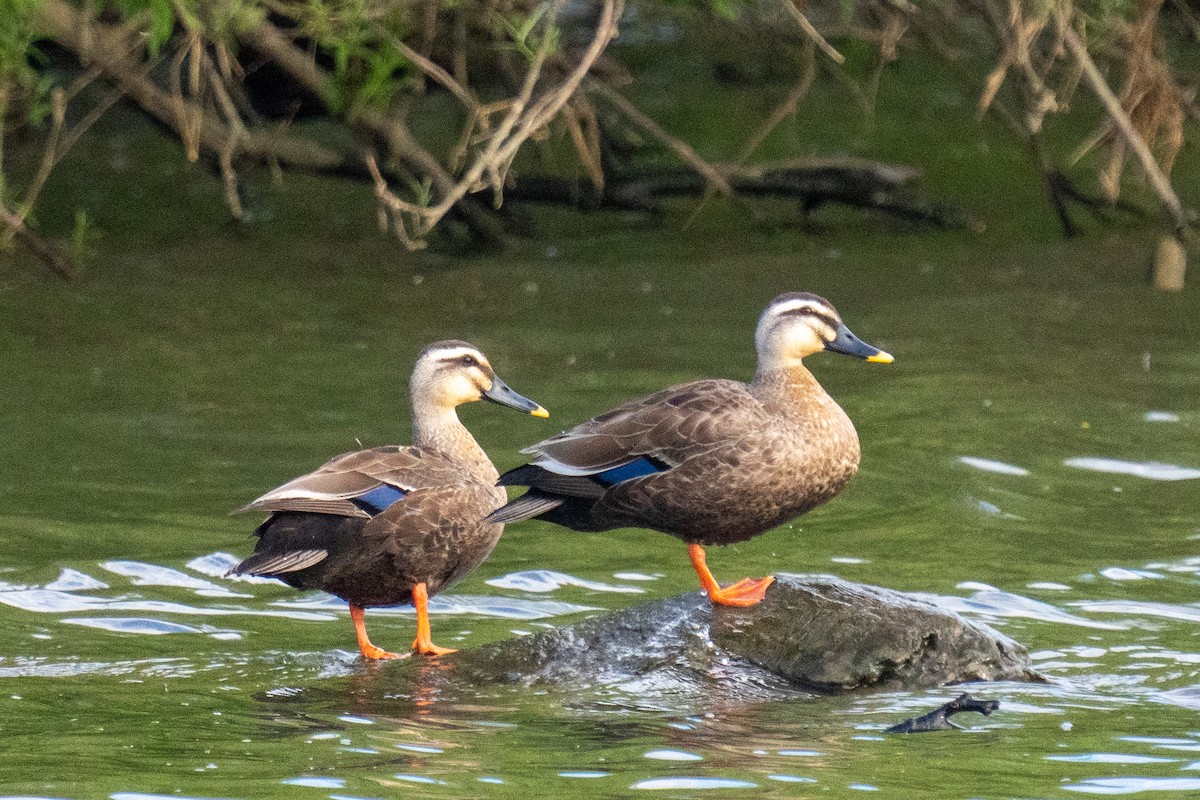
[230,340,548,658]
[489,293,892,606]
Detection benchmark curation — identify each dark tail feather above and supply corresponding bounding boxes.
[497,463,549,487]
[487,491,564,524]
[227,548,328,577]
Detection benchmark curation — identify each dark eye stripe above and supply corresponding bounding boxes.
[777,306,840,330]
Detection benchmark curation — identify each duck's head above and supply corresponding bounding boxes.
[755,292,893,369]
[412,340,549,417]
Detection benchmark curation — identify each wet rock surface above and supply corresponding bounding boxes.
[447,575,1043,700]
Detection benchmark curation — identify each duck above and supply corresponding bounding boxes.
[229,340,548,659]
[487,292,891,606]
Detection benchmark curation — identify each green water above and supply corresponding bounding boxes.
[3,91,1200,797]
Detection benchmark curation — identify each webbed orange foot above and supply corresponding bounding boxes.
[411,638,458,657]
[687,543,775,607]
[350,604,409,660]
[360,643,409,660]
[705,575,775,606]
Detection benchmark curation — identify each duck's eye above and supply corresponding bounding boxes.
[459,354,479,368]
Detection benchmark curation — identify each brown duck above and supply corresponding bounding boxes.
[488,292,891,606]
[230,340,548,658]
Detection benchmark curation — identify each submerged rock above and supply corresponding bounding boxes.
[448,575,1042,699]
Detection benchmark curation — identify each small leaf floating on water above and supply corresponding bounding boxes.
[884,693,1000,734]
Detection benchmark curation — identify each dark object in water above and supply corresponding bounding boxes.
[884,692,1000,734]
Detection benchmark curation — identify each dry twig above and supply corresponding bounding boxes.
[779,0,846,64]
[1062,23,1188,232]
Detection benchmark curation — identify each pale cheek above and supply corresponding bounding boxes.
[784,327,824,356]
[455,375,485,404]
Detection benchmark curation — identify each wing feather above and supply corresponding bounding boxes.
[522,379,759,477]
[234,445,452,517]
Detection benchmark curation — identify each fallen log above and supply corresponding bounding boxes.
[505,160,977,228]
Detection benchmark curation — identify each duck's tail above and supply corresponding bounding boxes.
[486,491,564,524]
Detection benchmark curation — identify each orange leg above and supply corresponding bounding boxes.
[687,543,774,606]
[350,604,405,660]
[411,582,457,656]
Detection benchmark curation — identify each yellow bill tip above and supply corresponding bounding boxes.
[867,350,894,364]
[530,406,550,419]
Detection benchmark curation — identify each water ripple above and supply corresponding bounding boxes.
[112,792,234,799]
[44,568,109,591]
[390,774,446,785]
[1064,457,1200,482]
[189,552,279,584]
[273,593,597,621]
[644,749,703,761]
[1062,777,1200,794]
[282,777,345,788]
[1155,686,1200,710]
[632,777,757,790]
[101,560,249,597]
[916,587,1130,630]
[1070,600,1200,624]
[1046,754,1179,764]
[958,456,1030,476]
[486,569,645,594]
[0,589,335,621]
[1099,568,1165,582]
[59,617,242,638]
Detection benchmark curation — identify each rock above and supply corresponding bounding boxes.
[711,575,1040,690]
[450,592,804,703]
[446,575,1042,702]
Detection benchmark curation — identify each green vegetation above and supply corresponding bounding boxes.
[0,0,1197,278]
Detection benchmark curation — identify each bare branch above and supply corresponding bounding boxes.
[588,78,735,198]
[736,41,817,165]
[1062,23,1188,232]
[779,0,846,64]
[0,199,76,281]
[385,32,478,111]
[365,153,428,251]
[416,0,625,233]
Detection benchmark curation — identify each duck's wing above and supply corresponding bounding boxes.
[526,379,757,475]
[490,380,761,524]
[234,445,455,519]
[231,481,493,589]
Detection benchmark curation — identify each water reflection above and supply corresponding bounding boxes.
[631,777,758,790]
[1047,754,1179,764]
[485,569,647,594]
[1062,777,1200,794]
[915,584,1131,630]
[1064,457,1200,481]
[958,456,1031,476]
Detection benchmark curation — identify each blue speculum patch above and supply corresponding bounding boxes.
[352,484,408,514]
[595,457,667,486]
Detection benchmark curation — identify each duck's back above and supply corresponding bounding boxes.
[516,374,861,544]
